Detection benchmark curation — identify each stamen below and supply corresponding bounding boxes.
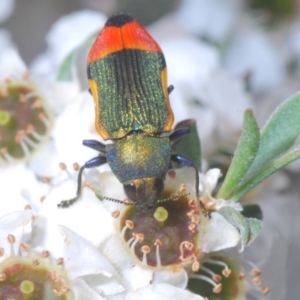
[23,134,40,147]
[29,129,45,142]
[126,237,135,246]
[201,265,217,278]
[40,114,51,128]
[205,258,230,273]
[129,237,139,253]
[120,220,134,238]
[154,239,162,267]
[222,268,231,278]
[0,247,4,256]
[7,234,16,256]
[25,91,37,101]
[189,273,222,293]
[179,241,194,261]
[1,148,17,163]
[141,245,150,265]
[19,140,30,158]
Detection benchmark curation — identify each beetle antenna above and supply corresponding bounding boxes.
[103,197,135,206]
[157,191,190,204]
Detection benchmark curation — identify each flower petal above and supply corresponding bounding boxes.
[202,212,240,252]
[125,283,205,300]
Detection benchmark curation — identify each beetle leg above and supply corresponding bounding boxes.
[167,85,174,95]
[58,155,107,208]
[171,154,209,217]
[83,139,106,153]
[169,128,190,145]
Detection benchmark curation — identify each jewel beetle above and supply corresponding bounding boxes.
[58,13,203,212]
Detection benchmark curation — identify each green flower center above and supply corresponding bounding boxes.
[0,82,52,163]
[120,191,201,269]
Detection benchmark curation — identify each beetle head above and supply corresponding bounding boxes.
[124,177,164,211]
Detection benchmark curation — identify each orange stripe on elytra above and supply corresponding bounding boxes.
[88,26,123,64]
[121,21,162,53]
[87,21,162,63]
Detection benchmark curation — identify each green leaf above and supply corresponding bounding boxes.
[231,145,300,201]
[244,92,300,178]
[217,109,260,199]
[172,119,202,170]
[57,52,76,81]
[56,34,95,81]
[218,206,262,247]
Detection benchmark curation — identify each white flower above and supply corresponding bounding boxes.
[31,166,241,298]
[176,0,242,43]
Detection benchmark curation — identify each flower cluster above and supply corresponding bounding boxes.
[2,1,300,299]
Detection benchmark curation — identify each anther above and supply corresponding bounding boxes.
[19,93,26,103]
[73,162,80,171]
[239,272,245,280]
[179,183,187,192]
[167,170,176,179]
[41,176,51,183]
[111,210,120,218]
[8,234,16,244]
[41,250,50,258]
[252,276,262,286]
[0,88,8,97]
[32,99,42,108]
[57,257,64,265]
[0,247,4,256]
[120,220,135,238]
[20,242,30,252]
[261,286,270,295]
[222,268,231,278]
[251,268,261,277]
[24,204,32,210]
[188,223,197,232]
[192,261,200,272]
[125,220,134,229]
[0,273,7,281]
[213,283,222,293]
[59,162,67,170]
[132,233,144,243]
[32,259,39,267]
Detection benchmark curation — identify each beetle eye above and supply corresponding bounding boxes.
[124,184,136,202]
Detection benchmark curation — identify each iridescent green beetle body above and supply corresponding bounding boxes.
[58,13,202,212]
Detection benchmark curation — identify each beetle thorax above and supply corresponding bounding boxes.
[106,133,171,184]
